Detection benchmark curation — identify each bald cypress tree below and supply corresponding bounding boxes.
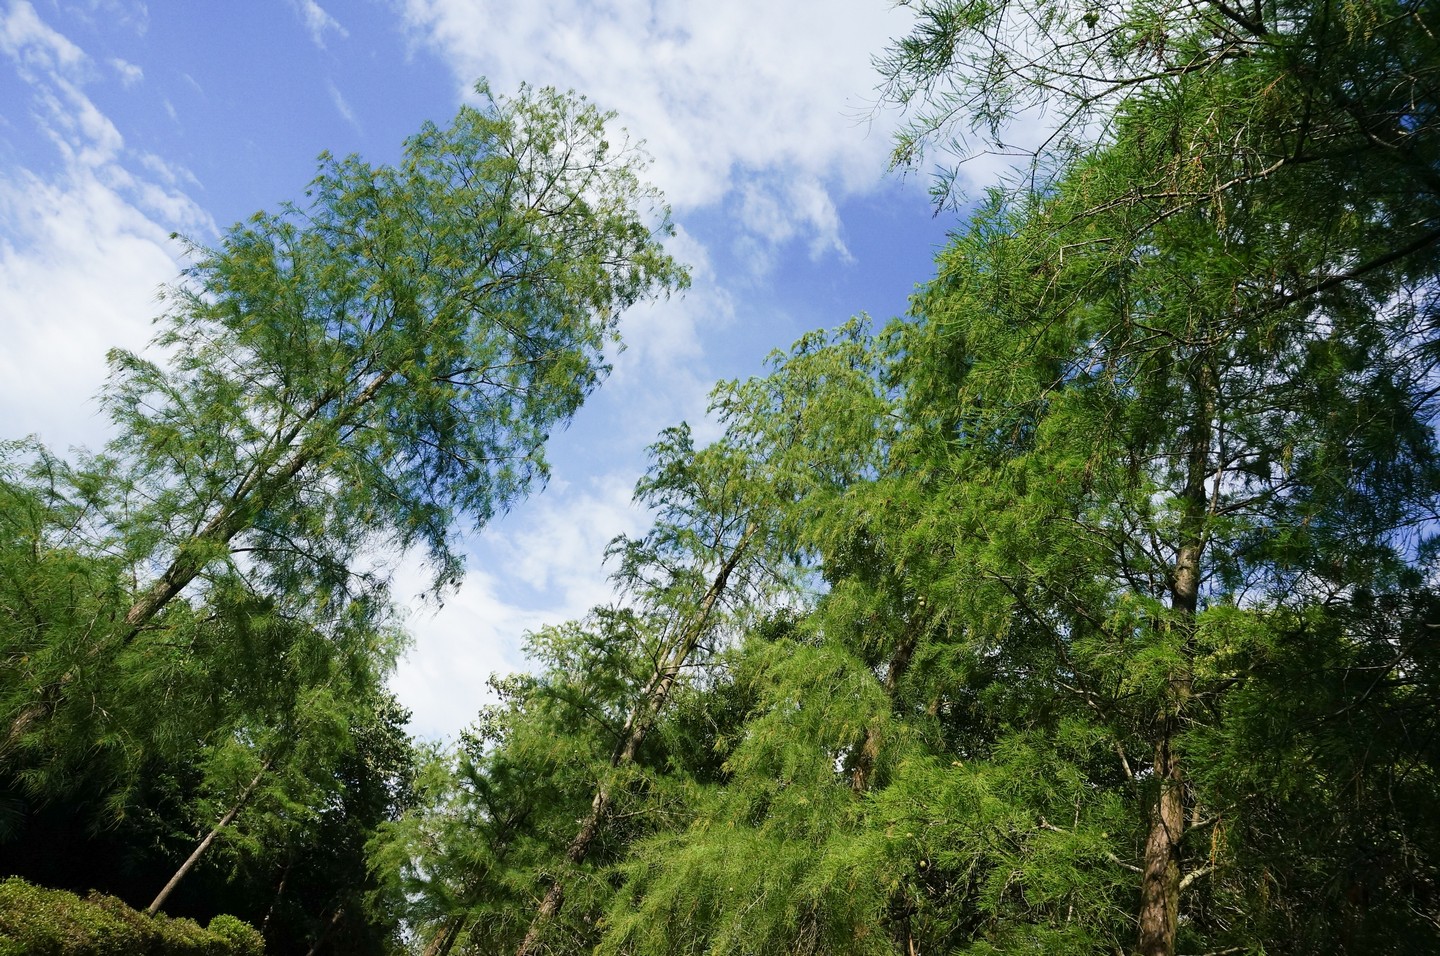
[2,81,684,791]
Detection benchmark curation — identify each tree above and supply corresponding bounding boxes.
[374,609,692,956]
[385,330,892,956]
[3,79,685,778]
[514,422,784,956]
[596,325,944,956]
[1,79,683,954]
[879,0,1440,233]
[107,80,684,639]
[871,124,1440,951]
[516,323,909,954]
[873,5,1440,953]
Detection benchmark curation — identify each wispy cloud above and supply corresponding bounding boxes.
[327,79,359,130]
[68,0,149,36]
[109,55,141,87]
[290,0,347,50]
[0,1,211,452]
[1,1,87,76]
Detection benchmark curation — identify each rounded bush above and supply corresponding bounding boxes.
[0,878,264,955]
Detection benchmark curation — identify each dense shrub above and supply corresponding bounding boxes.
[0,878,263,956]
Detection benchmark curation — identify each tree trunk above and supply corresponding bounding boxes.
[147,755,273,915]
[852,608,920,793]
[422,916,468,956]
[262,857,293,935]
[1137,712,1187,956]
[1137,371,1212,956]
[514,521,757,956]
[516,882,565,956]
[304,905,345,956]
[1138,535,1201,956]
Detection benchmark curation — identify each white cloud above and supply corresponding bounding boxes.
[1,2,87,76]
[489,473,646,599]
[398,0,916,256]
[391,473,650,739]
[0,2,211,452]
[389,562,545,739]
[290,0,347,49]
[731,173,853,275]
[3,3,123,169]
[327,79,359,129]
[137,150,201,189]
[108,55,141,86]
[613,223,710,368]
[67,0,149,36]
[0,166,178,452]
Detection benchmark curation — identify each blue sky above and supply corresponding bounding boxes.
[0,0,971,738]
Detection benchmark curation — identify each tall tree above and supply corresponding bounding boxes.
[374,608,697,956]
[875,127,1440,951]
[873,5,1440,952]
[514,423,784,956]
[596,325,944,956]
[517,322,904,954]
[3,79,685,781]
[105,80,684,641]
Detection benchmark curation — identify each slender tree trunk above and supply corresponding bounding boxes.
[147,755,273,915]
[1137,369,1212,956]
[422,916,468,956]
[1137,539,1202,956]
[514,521,758,956]
[304,905,345,956]
[852,608,920,793]
[1138,720,1187,956]
[262,857,293,935]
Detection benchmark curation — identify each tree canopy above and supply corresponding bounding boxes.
[4,4,1440,955]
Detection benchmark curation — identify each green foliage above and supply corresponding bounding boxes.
[0,878,263,956]
[2,76,685,806]
[1,78,686,955]
[880,0,1440,222]
[7,6,1430,952]
[204,915,265,956]
[104,81,685,625]
[582,7,1440,947]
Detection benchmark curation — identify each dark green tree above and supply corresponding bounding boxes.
[871,4,1440,952]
